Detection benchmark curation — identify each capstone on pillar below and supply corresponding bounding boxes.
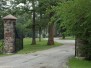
[3,14,17,54]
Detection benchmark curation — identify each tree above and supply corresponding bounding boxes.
[0,0,8,40]
[35,14,49,42]
[8,0,37,45]
[39,0,61,45]
[31,0,36,45]
[57,0,91,60]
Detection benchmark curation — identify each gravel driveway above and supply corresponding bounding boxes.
[0,38,75,68]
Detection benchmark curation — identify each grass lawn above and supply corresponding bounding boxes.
[69,57,91,68]
[60,36,75,40]
[0,38,61,56]
[17,38,61,54]
[65,36,75,40]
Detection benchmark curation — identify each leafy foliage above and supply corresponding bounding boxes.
[57,0,91,38]
[57,0,91,59]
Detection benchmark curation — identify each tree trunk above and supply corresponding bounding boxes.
[62,33,65,39]
[31,0,36,45]
[38,12,42,42]
[48,23,54,45]
[39,27,42,42]
[75,37,77,57]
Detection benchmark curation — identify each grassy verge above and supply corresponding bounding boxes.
[69,57,91,68]
[0,38,61,56]
[17,38,61,54]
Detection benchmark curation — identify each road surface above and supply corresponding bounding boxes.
[0,38,75,68]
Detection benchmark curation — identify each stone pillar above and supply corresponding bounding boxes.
[3,14,17,54]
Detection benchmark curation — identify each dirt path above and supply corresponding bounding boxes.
[0,38,75,68]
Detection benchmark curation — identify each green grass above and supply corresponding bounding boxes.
[0,38,61,56]
[60,36,75,40]
[0,40,3,54]
[17,38,61,54]
[69,57,91,68]
[65,36,75,40]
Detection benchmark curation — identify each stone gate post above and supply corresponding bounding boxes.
[3,14,17,54]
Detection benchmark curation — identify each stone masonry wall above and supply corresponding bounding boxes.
[4,20,15,53]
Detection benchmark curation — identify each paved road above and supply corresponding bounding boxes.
[0,38,75,68]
